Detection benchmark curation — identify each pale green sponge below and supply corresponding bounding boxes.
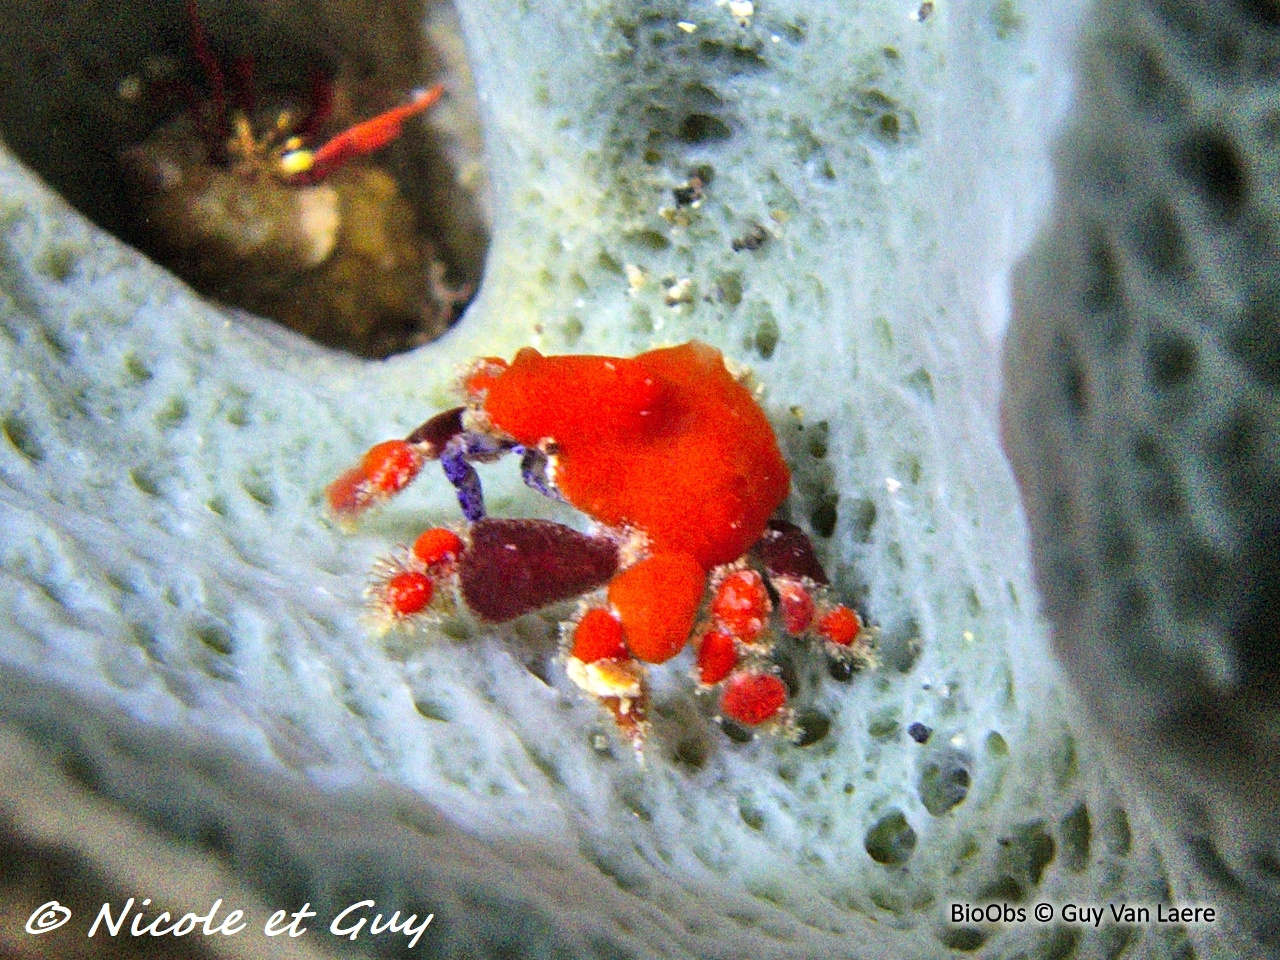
[1004,0,1280,953]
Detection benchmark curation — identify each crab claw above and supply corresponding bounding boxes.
[284,84,445,183]
[458,518,619,622]
[328,407,474,524]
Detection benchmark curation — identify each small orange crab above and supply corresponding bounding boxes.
[328,341,873,752]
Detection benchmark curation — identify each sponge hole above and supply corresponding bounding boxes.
[1173,129,1247,215]
[0,0,489,359]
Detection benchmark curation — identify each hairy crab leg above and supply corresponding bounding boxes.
[441,430,517,521]
[399,406,522,522]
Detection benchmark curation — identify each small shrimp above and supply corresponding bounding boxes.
[281,83,444,182]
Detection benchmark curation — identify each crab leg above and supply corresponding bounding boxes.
[441,446,485,522]
[285,85,444,183]
[398,406,522,522]
[405,406,466,452]
[515,446,562,501]
[184,0,228,143]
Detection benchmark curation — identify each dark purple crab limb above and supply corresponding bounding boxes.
[405,405,504,521]
[405,408,565,521]
[753,518,831,585]
[515,445,562,502]
[405,406,467,453]
[441,446,487,522]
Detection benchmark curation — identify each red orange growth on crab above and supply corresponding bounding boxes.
[328,341,874,754]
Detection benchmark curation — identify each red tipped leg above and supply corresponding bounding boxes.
[720,670,789,729]
[326,438,425,521]
[564,605,649,756]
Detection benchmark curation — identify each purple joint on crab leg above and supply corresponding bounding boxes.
[405,406,466,457]
[441,447,486,522]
